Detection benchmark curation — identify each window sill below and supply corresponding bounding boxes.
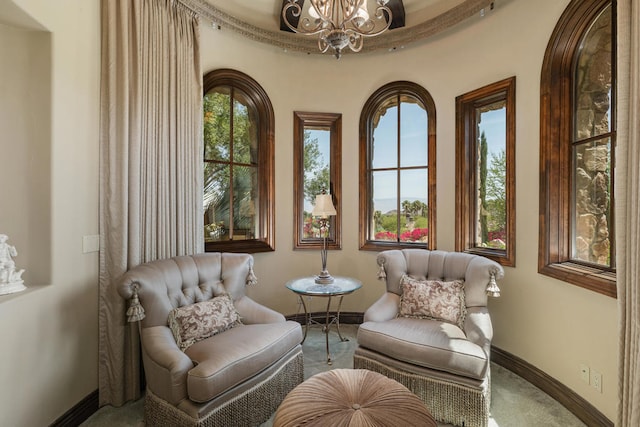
[464,247,515,267]
[205,240,274,254]
[538,262,616,298]
[359,241,429,252]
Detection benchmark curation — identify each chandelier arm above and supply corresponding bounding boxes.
[356,23,391,37]
[300,17,331,34]
[343,3,392,36]
[309,0,333,22]
[356,5,392,36]
[283,2,324,34]
[318,36,330,53]
[340,0,363,24]
[346,31,364,52]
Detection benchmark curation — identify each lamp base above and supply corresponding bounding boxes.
[315,270,334,285]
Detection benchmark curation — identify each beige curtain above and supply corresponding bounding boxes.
[617,0,640,425]
[98,0,202,406]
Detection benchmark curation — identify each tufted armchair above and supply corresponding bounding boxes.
[118,252,304,427]
[354,249,503,427]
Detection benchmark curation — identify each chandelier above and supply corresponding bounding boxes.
[282,0,393,59]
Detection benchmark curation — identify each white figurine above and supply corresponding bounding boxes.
[0,234,26,295]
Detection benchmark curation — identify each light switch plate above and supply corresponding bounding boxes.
[83,235,100,253]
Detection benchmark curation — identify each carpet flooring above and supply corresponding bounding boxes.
[82,324,586,427]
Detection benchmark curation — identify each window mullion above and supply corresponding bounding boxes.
[228,88,235,240]
[396,94,402,242]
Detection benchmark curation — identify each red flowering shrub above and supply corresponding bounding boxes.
[400,228,429,242]
[488,230,506,242]
[375,231,397,241]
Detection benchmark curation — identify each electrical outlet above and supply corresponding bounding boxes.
[579,364,590,384]
[83,235,100,253]
[591,371,602,393]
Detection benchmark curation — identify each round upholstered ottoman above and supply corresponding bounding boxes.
[273,369,437,427]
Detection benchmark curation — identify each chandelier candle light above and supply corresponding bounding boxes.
[311,190,337,284]
[282,0,393,59]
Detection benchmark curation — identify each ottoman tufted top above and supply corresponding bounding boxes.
[273,369,436,427]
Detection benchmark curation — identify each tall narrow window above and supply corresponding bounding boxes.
[293,112,342,250]
[456,77,516,266]
[571,5,614,268]
[359,81,436,251]
[540,0,616,297]
[203,69,275,253]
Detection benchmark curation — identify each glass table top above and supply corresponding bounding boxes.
[285,276,362,296]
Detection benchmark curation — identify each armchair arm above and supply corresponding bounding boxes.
[363,292,400,323]
[463,307,493,356]
[140,326,194,405]
[234,296,286,324]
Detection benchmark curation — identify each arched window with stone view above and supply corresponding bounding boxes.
[571,4,614,269]
[539,0,616,297]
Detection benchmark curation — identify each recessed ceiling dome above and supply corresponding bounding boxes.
[181,0,496,55]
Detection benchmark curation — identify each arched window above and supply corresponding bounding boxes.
[203,69,274,253]
[359,81,436,250]
[539,0,616,297]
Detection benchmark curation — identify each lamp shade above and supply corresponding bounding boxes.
[311,194,337,218]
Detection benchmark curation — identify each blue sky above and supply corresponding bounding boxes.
[479,106,506,157]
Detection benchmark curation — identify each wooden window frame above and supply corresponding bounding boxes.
[203,69,275,253]
[455,77,516,267]
[539,0,616,297]
[293,111,342,250]
[359,81,436,251]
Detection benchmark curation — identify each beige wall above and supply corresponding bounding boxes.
[0,0,100,426]
[0,0,619,425]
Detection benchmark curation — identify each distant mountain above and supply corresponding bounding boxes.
[373,197,427,215]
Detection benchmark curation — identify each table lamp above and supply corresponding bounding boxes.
[311,189,337,284]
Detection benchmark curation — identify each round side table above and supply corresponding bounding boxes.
[285,276,361,364]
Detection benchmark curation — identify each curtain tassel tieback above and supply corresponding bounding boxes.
[377,259,386,280]
[246,265,258,286]
[127,285,146,322]
[485,269,501,298]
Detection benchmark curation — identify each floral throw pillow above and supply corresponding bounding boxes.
[398,275,466,329]
[168,294,242,351]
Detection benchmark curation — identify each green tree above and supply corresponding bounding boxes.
[486,149,507,234]
[303,131,330,206]
[478,131,489,243]
[411,200,427,218]
[401,200,412,218]
[373,210,382,230]
[203,90,256,238]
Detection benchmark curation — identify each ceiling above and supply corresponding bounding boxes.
[203,0,468,31]
[185,0,496,55]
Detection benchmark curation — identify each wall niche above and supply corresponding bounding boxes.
[0,4,52,289]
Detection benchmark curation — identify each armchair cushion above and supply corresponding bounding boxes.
[357,317,488,381]
[399,275,466,328]
[168,294,242,351]
[185,321,303,403]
